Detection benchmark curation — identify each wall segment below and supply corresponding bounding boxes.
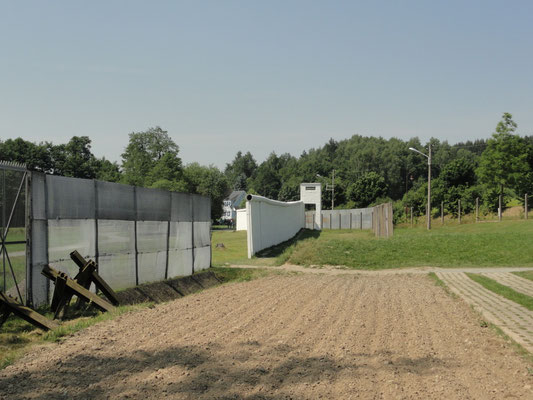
[246,195,305,258]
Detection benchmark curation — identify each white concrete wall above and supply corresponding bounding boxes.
[236,208,247,231]
[246,195,305,258]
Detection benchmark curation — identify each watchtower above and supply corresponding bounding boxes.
[300,183,322,229]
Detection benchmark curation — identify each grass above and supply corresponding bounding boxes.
[427,272,457,298]
[3,227,26,253]
[0,255,26,297]
[212,220,533,270]
[211,229,321,267]
[466,273,533,311]
[284,220,533,269]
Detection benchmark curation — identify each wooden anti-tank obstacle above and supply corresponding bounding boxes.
[69,250,119,307]
[42,251,119,319]
[0,291,58,331]
[1,250,119,330]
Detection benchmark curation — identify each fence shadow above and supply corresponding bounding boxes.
[254,229,321,259]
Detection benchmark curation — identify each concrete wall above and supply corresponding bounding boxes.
[236,208,247,231]
[246,195,305,258]
[306,208,373,230]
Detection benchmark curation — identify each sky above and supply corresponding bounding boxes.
[1,0,532,169]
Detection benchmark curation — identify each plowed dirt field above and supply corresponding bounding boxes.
[1,273,532,399]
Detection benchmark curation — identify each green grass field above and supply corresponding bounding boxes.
[213,220,533,270]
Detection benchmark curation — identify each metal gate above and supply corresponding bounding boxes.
[0,161,28,304]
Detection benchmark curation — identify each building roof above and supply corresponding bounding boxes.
[226,190,247,205]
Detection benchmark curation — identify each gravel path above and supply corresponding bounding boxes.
[1,273,533,399]
[437,271,533,353]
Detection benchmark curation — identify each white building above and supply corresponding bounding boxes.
[221,190,247,222]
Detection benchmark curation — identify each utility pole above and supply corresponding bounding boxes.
[331,169,335,210]
[427,144,431,230]
[317,170,335,210]
[409,144,431,230]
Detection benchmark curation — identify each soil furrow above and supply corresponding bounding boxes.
[1,273,533,399]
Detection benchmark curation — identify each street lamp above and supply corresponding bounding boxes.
[316,170,335,210]
[409,145,432,230]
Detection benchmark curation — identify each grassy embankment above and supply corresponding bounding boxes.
[212,219,533,269]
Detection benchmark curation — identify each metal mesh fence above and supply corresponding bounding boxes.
[0,164,27,304]
[28,173,211,306]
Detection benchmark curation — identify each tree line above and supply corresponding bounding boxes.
[1,113,532,221]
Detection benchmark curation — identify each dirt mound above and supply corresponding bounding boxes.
[115,270,221,305]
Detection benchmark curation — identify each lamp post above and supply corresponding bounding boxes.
[409,145,432,230]
[316,170,335,210]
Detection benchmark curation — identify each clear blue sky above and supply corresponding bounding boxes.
[1,0,532,168]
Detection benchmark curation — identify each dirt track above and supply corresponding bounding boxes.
[1,273,533,399]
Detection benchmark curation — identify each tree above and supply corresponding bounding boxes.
[0,138,52,172]
[184,163,229,220]
[50,136,98,179]
[346,171,387,208]
[476,113,531,199]
[224,151,257,190]
[121,127,181,186]
[94,158,122,182]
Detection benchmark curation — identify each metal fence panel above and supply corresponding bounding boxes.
[46,175,95,219]
[171,192,192,222]
[168,249,193,277]
[194,247,211,271]
[194,221,211,248]
[97,220,136,289]
[137,221,168,284]
[99,254,137,290]
[96,181,135,220]
[192,194,211,222]
[136,187,171,221]
[171,221,193,251]
[28,173,211,306]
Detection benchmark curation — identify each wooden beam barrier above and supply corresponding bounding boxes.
[42,265,116,316]
[0,291,58,331]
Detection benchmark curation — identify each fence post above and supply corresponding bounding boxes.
[360,212,363,230]
[410,207,413,227]
[441,201,444,225]
[525,194,528,220]
[476,197,479,222]
[458,199,461,224]
[350,213,352,229]
[339,213,341,230]
[133,186,139,286]
[498,194,502,222]
[25,172,32,306]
